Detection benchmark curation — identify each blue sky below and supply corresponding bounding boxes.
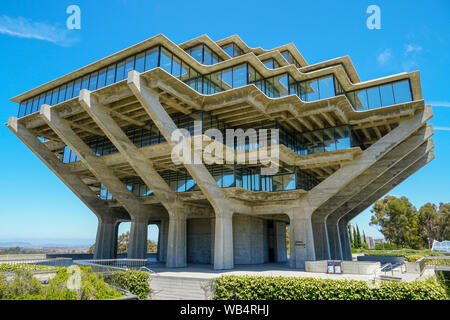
[0,0,448,245]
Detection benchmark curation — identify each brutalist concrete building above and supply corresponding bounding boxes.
[8,34,434,269]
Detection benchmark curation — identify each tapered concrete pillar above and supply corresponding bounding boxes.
[157,220,168,262]
[94,216,118,259]
[275,222,288,263]
[326,217,343,260]
[128,217,148,259]
[289,213,315,269]
[338,219,352,260]
[166,212,187,267]
[311,216,330,260]
[214,211,234,270]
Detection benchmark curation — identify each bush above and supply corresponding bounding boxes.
[0,266,122,300]
[213,276,448,300]
[105,271,151,300]
[374,243,398,250]
[0,263,53,273]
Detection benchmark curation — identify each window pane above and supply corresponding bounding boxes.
[189,45,203,63]
[204,46,213,65]
[233,65,247,88]
[172,55,182,78]
[135,52,145,72]
[145,47,159,70]
[306,80,319,101]
[160,47,172,73]
[38,93,45,109]
[367,86,381,109]
[323,128,336,152]
[272,74,289,97]
[379,83,395,107]
[44,91,52,105]
[31,96,39,113]
[115,61,125,81]
[356,90,369,110]
[318,76,335,99]
[65,81,74,100]
[124,56,135,78]
[81,75,90,89]
[393,80,412,104]
[50,88,59,105]
[105,65,116,85]
[222,44,234,57]
[88,72,98,91]
[97,68,106,89]
[73,79,82,97]
[220,69,233,90]
[335,126,350,150]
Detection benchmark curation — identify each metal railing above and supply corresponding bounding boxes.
[73,259,149,274]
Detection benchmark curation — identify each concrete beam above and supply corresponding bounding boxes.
[40,104,146,218]
[78,89,182,213]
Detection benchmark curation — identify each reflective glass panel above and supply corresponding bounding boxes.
[233,65,247,88]
[88,72,98,91]
[145,47,159,70]
[367,86,381,109]
[379,83,395,106]
[106,65,116,85]
[97,68,106,89]
[318,76,335,99]
[115,61,125,81]
[393,80,412,104]
[160,47,172,73]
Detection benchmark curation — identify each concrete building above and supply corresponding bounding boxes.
[7,34,434,269]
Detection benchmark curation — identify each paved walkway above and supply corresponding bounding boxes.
[146,263,424,282]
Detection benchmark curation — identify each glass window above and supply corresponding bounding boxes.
[220,69,233,90]
[50,88,59,105]
[272,74,289,97]
[272,175,283,192]
[97,68,106,89]
[38,93,45,109]
[222,44,234,57]
[105,65,116,85]
[145,47,159,71]
[367,86,381,109]
[355,90,369,110]
[88,72,98,91]
[335,126,351,150]
[172,55,182,78]
[318,76,335,99]
[73,79,82,97]
[57,85,66,104]
[124,56,135,78]
[306,80,319,101]
[115,61,125,81]
[379,83,395,107]
[204,46,214,65]
[323,128,336,152]
[284,174,296,190]
[233,65,247,88]
[44,91,52,105]
[81,75,90,90]
[31,96,39,113]
[135,52,145,72]
[160,47,172,73]
[65,81,74,100]
[189,45,203,63]
[393,80,412,104]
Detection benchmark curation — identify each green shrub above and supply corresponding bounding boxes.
[0,266,122,300]
[0,263,54,273]
[213,276,448,300]
[105,271,151,300]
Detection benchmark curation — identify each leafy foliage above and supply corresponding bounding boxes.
[88,231,157,254]
[0,266,122,300]
[105,271,151,300]
[370,197,449,249]
[213,276,448,300]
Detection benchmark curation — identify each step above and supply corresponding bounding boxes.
[149,275,215,300]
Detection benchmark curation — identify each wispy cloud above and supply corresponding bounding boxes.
[429,101,450,108]
[405,44,422,55]
[0,15,78,47]
[377,49,392,65]
[434,127,450,132]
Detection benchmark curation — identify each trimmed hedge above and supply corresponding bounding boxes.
[105,271,151,300]
[213,276,448,300]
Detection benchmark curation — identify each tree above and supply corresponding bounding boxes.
[370,196,423,249]
[356,225,361,248]
[88,231,158,254]
[418,203,438,249]
[436,203,450,241]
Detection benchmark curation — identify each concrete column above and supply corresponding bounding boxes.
[338,219,352,261]
[214,211,234,270]
[289,213,315,269]
[275,222,287,263]
[128,217,148,259]
[94,216,118,259]
[166,212,187,267]
[311,216,330,260]
[157,219,169,262]
[326,217,343,260]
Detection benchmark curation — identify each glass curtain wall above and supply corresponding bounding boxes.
[98,165,320,200]
[17,43,413,117]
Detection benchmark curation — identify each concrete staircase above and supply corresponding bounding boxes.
[148,274,215,300]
